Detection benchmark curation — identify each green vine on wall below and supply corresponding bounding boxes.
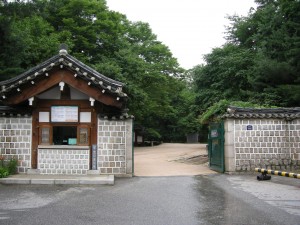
[199,99,275,124]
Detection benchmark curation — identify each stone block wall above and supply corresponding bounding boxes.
[0,116,32,173]
[97,118,133,176]
[230,118,300,171]
[38,147,89,174]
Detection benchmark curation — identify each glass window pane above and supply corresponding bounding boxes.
[53,126,76,145]
[80,112,91,123]
[41,128,50,144]
[39,112,49,122]
[79,128,88,144]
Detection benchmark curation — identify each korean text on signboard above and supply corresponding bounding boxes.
[51,106,78,122]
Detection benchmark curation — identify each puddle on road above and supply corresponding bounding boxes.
[0,186,95,210]
[227,176,300,216]
[193,175,264,225]
[193,175,298,225]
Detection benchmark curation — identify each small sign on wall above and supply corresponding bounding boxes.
[211,130,218,138]
[246,125,253,130]
[92,144,97,170]
[137,136,143,143]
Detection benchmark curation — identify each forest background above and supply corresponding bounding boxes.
[0,0,299,142]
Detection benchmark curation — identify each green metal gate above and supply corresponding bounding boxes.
[208,122,225,173]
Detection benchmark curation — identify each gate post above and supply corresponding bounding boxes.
[223,119,235,173]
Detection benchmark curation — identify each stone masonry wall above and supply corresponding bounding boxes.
[38,147,89,175]
[97,118,133,176]
[0,116,32,173]
[233,118,300,171]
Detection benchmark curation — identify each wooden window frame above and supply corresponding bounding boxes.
[77,125,90,146]
[36,101,94,146]
[39,125,52,145]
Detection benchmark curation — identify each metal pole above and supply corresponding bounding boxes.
[255,168,300,179]
[132,119,134,176]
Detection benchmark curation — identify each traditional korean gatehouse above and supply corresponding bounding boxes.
[0,47,133,176]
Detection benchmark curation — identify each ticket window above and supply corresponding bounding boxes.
[39,110,91,146]
[39,125,89,145]
[53,126,76,145]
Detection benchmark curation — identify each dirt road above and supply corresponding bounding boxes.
[134,143,217,176]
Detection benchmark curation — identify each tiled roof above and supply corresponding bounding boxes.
[221,106,300,120]
[0,105,31,116]
[0,49,127,100]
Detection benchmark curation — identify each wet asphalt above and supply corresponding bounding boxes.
[0,174,299,225]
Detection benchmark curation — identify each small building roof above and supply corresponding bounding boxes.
[0,49,127,102]
[222,106,300,120]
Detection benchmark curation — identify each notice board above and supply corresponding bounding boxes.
[51,106,78,122]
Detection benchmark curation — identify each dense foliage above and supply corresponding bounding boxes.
[191,0,300,123]
[0,0,198,142]
[1,0,299,140]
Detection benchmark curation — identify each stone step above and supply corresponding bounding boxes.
[0,174,114,185]
[27,169,41,174]
[87,170,101,175]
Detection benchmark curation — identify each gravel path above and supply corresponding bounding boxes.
[134,143,217,176]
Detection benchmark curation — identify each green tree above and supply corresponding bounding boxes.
[192,44,255,111]
[195,0,300,125]
[0,0,195,142]
[226,0,300,106]
[109,20,186,141]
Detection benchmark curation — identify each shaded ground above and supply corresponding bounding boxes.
[134,143,216,176]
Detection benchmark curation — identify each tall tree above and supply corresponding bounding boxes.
[195,0,300,123]
[0,0,195,142]
[193,44,255,111]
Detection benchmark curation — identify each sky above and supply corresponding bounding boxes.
[106,0,257,69]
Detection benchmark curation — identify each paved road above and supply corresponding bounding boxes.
[0,175,299,225]
[0,143,299,224]
[134,143,216,176]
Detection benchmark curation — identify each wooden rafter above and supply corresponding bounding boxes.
[4,69,123,108]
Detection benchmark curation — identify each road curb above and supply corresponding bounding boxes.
[0,175,114,185]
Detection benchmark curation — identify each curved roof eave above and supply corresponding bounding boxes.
[221,106,300,120]
[0,51,127,98]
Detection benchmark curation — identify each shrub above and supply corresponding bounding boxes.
[7,158,18,175]
[199,100,276,124]
[0,155,18,178]
[0,154,4,168]
[0,167,9,178]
